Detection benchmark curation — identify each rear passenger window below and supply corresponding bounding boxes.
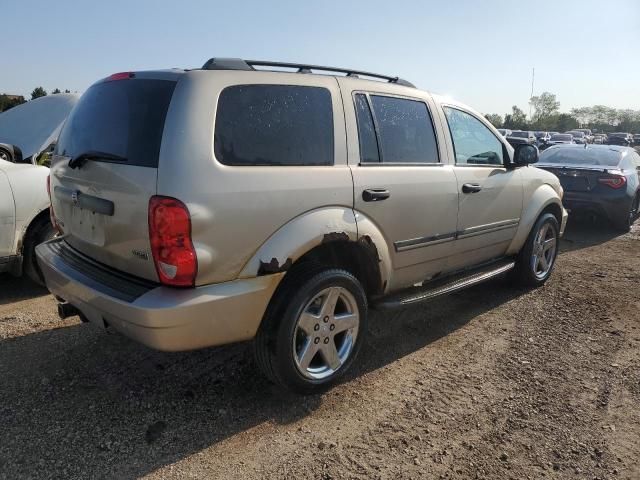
[443,107,504,166]
[214,85,334,166]
[369,95,439,164]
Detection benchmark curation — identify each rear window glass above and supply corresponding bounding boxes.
[511,131,529,138]
[369,95,439,163]
[214,85,334,166]
[56,79,176,168]
[539,147,622,167]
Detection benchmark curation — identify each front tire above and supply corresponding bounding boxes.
[23,216,56,286]
[514,212,559,287]
[254,266,368,394]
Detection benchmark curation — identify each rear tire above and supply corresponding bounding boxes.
[23,216,56,286]
[0,147,13,163]
[254,265,368,394]
[611,197,638,233]
[513,213,559,287]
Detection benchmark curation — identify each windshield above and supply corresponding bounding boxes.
[535,132,546,137]
[568,132,584,138]
[539,147,622,167]
[56,78,176,168]
[511,131,529,138]
[610,133,627,138]
[550,134,572,141]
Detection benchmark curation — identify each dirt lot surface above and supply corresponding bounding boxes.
[1,219,639,480]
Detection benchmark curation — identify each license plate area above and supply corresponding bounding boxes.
[69,206,106,246]
[560,176,589,192]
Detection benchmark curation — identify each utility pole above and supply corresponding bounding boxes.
[529,67,535,120]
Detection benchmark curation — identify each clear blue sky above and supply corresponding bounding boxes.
[3,0,639,116]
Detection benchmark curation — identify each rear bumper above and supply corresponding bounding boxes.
[36,238,283,351]
[563,192,631,222]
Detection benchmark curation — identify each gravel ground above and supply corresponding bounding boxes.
[1,219,639,479]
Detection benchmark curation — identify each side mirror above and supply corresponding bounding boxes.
[513,144,538,167]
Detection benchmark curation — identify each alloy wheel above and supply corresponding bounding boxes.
[531,222,557,280]
[292,286,360,380]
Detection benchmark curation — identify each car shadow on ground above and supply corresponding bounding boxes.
[559,216,624,253]
[0,277,527,479]
[0,274,49,306]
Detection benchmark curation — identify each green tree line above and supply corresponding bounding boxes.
[0,87,72,113]
[485,92,640,133]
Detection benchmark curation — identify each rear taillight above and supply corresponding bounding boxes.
[598,175,627,189]
[148,196,197,287]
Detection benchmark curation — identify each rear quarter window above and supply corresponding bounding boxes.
[214,85,334,166]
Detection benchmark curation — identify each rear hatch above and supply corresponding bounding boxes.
[50,73,178,281]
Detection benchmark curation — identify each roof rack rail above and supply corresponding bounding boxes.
[200,58,415,88]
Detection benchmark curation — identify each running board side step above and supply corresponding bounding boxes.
[374,259,515,310]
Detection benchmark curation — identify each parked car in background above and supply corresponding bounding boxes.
[507,130,537,147]
[607,132,633,146]
[633,134,640,146]
[574,129,594,143]
[497,128,512,137]
[535,131,552,149]
[547,133,575,146]
[0,94,79,165]
[0,157,55,284]
[593,134,607,144]
[0,93,78,284]
[537,145,640,231]
[566,131,588,144]
[36,59,567,393]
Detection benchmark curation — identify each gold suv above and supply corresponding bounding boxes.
[37,59,567,393]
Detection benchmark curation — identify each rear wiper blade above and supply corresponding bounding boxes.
[68,150,127,169]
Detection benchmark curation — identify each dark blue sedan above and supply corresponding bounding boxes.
[536,145,640,231]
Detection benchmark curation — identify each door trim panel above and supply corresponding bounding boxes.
[394,218,520,252]
[394,232,456,252]
[457,218,520,239]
